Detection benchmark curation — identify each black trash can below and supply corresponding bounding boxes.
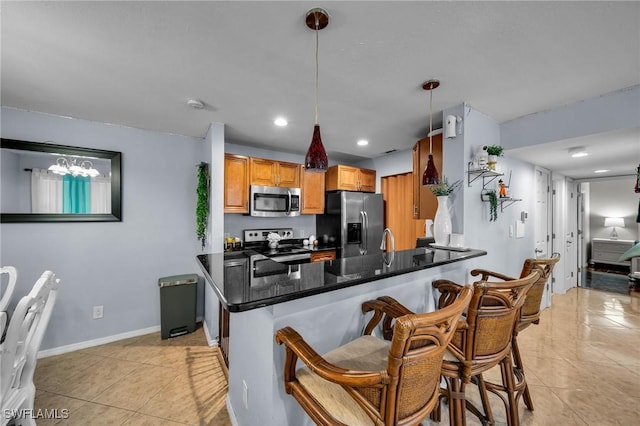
[158,274,197,339]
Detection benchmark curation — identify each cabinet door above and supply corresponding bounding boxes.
[413,134,443,219]
[277,162,301,187]
[250,158,277,186]
[310,250,336,262]
[358,169,376,192]
[302,168,325,214]
[326,165,359,191]
[224,154,249,213]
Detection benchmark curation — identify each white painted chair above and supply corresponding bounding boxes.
[0,266,18,335]
[0,270,60,426]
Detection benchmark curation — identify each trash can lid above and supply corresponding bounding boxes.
[158,274,198,287]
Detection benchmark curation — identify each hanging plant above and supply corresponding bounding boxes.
[196,162,210,250]
[487,190,498,222]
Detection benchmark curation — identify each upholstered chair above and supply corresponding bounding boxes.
[275,285,473,425]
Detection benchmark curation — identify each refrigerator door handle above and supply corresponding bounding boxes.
[359,211,366,255]
[363,211,369,255]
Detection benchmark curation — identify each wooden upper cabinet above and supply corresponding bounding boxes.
[277,161,301,187]
[412,134,443,219]
[325,165,376,193]
[224,154,249,213]
[358,168,376,192]
[301,167,325,214]
[250,158,300,187]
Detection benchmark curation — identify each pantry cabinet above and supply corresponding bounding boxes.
[224,154,249,213]
[250,158,300,188]
[325,165,376,193]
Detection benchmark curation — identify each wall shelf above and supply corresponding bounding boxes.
[467,163,503,187]
[480,190,522,212]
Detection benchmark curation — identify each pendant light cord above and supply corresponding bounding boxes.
[428,87,433,154]
[314,13,319,125]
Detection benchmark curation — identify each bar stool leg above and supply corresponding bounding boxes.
[512,335,534,411]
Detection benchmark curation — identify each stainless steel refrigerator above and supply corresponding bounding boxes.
[316,191,384,258]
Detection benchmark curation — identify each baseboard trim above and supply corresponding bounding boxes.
[227,396,239,426]
[37,325,162,359]
[203,318,218,347]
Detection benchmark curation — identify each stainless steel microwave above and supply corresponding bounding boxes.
[250,185,301,217]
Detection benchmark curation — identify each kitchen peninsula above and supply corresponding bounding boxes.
[197,246,486,425]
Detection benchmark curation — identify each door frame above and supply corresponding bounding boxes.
[535,167,553,308]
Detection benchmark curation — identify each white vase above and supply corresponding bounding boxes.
[487,154,498,170]
[433,195,452,246]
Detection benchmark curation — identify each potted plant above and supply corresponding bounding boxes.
[196,162,210,250]
[486,190,499,221]
[428,176,462,197]
[485,145,504,171]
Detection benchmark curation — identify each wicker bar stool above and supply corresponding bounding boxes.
[362,270,539,426]
[275,285,473,426]
[472,253,560,414]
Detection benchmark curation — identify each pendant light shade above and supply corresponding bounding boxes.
[422,79,440,185]
[306,125,328,171]
[304,7,329,173]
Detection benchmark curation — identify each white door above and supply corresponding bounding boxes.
[565,179,579,291]
[535,167,552,308]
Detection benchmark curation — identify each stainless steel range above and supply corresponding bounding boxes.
[243,228,311,263]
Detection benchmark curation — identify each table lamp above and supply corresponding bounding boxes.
[604,217,624,239]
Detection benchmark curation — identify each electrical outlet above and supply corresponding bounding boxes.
[242,380,249,409]
[509,225,514,238]
[92,305,104,319]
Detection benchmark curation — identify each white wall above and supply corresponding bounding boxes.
[1,107,207,351]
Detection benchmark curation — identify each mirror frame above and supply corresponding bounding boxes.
[1,138,122,223]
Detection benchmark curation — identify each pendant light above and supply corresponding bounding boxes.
[422,79,440,185]
[304,7,329,173]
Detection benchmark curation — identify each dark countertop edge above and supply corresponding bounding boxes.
[200,249,487,313]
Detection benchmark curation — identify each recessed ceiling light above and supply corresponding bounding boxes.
[594,169,609,173]
[274,117,288,127]
[187,99,204,109]
[568,146,588,157]
[357,139,369,146]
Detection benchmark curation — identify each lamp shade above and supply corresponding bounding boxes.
[604,217,625,228]
[305,125,328,172]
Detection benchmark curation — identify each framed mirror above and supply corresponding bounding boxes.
[1,138,122,222]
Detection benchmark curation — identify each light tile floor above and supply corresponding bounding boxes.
[431,288,640,425]
[33,325,232,425]
[33,288,639,425]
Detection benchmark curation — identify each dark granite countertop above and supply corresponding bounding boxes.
[197,247,486,312]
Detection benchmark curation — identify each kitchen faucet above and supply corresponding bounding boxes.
[380,228,395,252]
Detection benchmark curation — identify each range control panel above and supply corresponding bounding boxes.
[244,228,294,243]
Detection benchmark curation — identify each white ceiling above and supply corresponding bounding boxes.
[2,1,639,178]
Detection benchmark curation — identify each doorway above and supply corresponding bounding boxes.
[381,172,425,251]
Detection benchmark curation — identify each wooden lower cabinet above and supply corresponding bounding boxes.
[218,302,229,367]
[310,250,336,263]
